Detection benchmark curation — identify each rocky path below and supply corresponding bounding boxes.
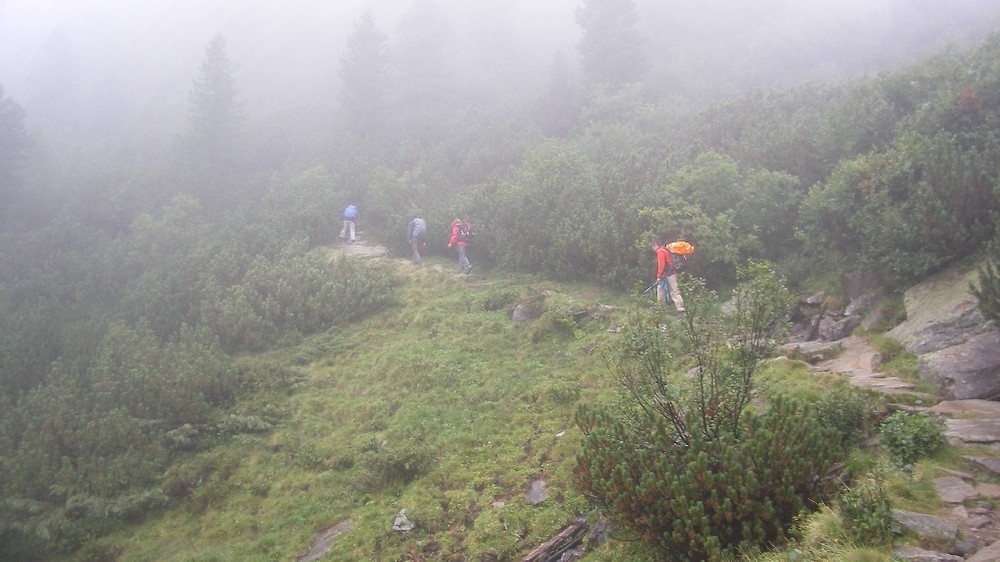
[785,335,1000,561]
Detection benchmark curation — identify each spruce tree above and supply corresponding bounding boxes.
[0,84,31,209]
[187,35,242,171]
[576,0,648,88]
[339,10,391,138]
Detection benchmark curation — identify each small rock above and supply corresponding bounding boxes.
[525,479,548,506]
[964,456,1000,475]
[892,509,958,542]
[893,546,963,561]
[392,509,414,532]
[935,476,977,503]
[975,482,1000,499]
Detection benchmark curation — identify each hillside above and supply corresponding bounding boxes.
[94,245,632,560]
[53,243,1000,561]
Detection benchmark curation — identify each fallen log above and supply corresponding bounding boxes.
[521,517,589,562]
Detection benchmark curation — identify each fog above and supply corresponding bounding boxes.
[2,0,1000,159]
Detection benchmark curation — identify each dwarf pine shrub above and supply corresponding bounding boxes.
[575,262,844,559]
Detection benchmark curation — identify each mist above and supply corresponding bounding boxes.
[2,0,999,192]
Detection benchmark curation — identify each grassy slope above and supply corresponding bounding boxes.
[104,254,638,561]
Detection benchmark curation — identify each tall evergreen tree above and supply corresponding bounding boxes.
[576,0,647,88]
[534,51,582,137]
[0,84,31,209]
[338,10,391,138]
[391,0,453,135]
[187,35,242,170]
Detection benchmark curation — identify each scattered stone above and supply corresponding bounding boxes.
[932,400,1000,418]
[935,476,978,504]
[555,431,566,438]
[969,516,992,529]
[845,290,884,318]
[944,418,1000,449]
[953,505,969,519]
[296,520,352,562]
[819,314,861,341]
[964,456,1000,475]
[492,500,506,509]
[893,546,963,562]
[939,467,976,480]
[919,332,1000,400]
[892,509,958,542]
[967,539,1000,562]
[392,509,414,532]
[976,483,1000,499]
[955,536,991,558]
[860,303,897,331]
[777,340,843,361]
[525,479,548,506]
[512,302,535,323]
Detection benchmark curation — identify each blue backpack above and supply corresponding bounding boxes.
[344,205,358,220]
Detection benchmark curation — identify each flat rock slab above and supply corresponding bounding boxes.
[935,476,978,503]
[297,520,352,562]
[967,539,1000,562]
[945,418,1000,447]
[932,400,1000,418]
[964,456,1000,475]
[919,332,1000,400]
[893,509,958,542]
[894,546,963,561]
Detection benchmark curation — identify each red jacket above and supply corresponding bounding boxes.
[449,221,469,247]
[655,246,673,279]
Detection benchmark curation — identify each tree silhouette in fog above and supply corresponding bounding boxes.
[576,0,647,88]
[0,85,31,210]
[187,35,242,171]
[339,10,391,139]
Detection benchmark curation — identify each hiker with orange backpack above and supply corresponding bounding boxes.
[652,236,687,314]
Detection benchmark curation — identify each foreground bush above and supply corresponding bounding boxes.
[575,262,845,560]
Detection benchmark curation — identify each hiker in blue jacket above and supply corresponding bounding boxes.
[407,216,427,264]
[340,204,358,243]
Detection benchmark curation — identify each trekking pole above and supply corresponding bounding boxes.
[643,281,656,295]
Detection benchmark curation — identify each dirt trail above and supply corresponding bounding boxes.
[810,335,933,399]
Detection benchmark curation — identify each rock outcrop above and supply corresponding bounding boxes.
[887,263,1000,400]
[788,261,1000,400]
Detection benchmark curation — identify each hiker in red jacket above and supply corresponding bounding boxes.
[447,218,473,274]
[653,237,685,314]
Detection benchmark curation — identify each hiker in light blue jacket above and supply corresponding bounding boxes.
[407,217,427,264]
[340,204,358,243]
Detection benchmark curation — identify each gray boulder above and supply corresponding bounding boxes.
[887,264,994,355]
[919,332,1000,400]
[886,262,1000,400]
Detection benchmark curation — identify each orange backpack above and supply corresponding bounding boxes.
[665,241,695,271]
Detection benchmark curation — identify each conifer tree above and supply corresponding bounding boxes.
[187,35,242,170]
[576,0,647,88]
[971,255,1000,325]
[534,51,582,137]
[391,0,453,135]
[0,84,31,208]
[339,10,391,138]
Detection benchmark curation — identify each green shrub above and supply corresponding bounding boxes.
[358,438,433,491]
[836,469,895,546]
[529,307,577,343]
[482,286,521,312]
[878,411,945,466]
[576,396,841,561]
[811,384,882,449]
[574,263,837,560]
